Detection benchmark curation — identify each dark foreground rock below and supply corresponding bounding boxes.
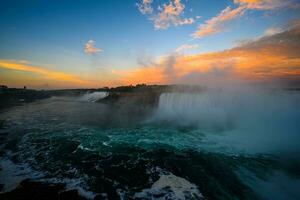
[0,179,86,200]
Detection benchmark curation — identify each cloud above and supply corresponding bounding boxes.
[175,44,199,53]
[153,0,194,29]
[193,0,296,38]
[234,0,295,10]
[137,51,159,67]
[117,22,300,85]
[264,27,283,36]
[192,6,245,38]
[0,60,87,84]
[234,23,300,57]
[137,0,194,29]
[84,40,102,55]
[137,0,153,14]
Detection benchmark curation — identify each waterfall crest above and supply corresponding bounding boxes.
[155,92,231,130]
[79,92,108,102]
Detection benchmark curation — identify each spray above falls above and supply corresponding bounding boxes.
[153,88,300,153]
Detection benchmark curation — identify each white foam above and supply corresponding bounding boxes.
[0,157,96,199]
[46,177,96,199]
[134,173,204,200]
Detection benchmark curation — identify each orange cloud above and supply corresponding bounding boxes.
[193,0,295,38]
[154,0,194,29]
[234,0,293,10]
[175,44,199,53]
[0,60,93,88]
[137,0,153,15]
[137,0,194,29]
[118,23,300,85]
[84,40,102,55]
[192,6,245,38]
[113,66,165,85]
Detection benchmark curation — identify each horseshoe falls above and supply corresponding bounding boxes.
[1,88,300,200]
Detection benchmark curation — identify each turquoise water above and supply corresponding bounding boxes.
[1,91,300,199]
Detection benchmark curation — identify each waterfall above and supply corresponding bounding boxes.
[155,92,231,129]
[154,89,300,148]
[79,91,108,102]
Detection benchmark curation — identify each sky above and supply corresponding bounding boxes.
[0,0,300,89]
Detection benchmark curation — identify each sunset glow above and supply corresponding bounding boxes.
[1,0,299,88]
[1,1,300,199]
